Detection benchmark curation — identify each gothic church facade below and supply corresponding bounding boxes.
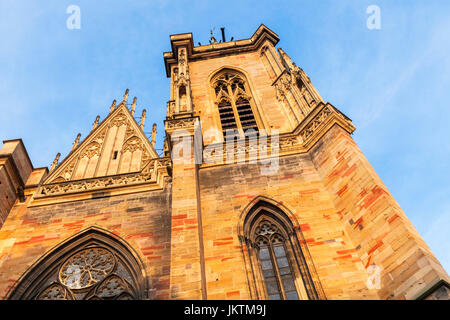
[0,25,448,300]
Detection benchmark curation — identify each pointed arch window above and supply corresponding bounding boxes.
[240,200,325,300]
[212,70,260,139]
[255,219,299,300]
[8,228,147,300]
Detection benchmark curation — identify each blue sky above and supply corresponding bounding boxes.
[1,1,449,274]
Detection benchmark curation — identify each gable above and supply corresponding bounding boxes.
[44,104,158,184]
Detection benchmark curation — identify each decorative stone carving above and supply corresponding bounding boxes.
[50,153,61,171]
[23,236,145,301]
[279,136,300,148]
[215,87,231,102]
[131,97,137,116]
[111,112,128,127]
[178,48,186,66]
[60,158,77,181]
[275,82,287,102]
[255,219,285,247]
[92,115,100,130]
[71,133,81,151]
[95,126,107,142]
[151,123,157,147]
[166,100,176,118]
[44,101,160,186]
[59,247,115,290]
[170,47,193,116]
[300,106,332,141]
[124,124,135,141]
[274,71,301,102]
[109,100,116,113]
[38,158,171,197]
[121,89,129,106]
[37,283,71,300]
[95,275,128,298]
[81,142,101,159]
[141,149,151,168]
[165,117,197,130]
[122,136,143,153]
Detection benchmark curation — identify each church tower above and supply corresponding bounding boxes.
[0,25,448,300]
[162,24,449,300]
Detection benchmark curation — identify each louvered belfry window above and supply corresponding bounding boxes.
[212,71,259,139]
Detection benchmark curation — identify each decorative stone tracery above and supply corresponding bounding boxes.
[300,105,332,141]
[81,142,101,159]
[59,247,115,290]
[122,136,143,153]
[37,158,170,197]
[170,47,193,116]
[8,228,147,300]
[35,247,136,300]
[211,70,260,138]
[238,199,325,300]
[111,112,128,128]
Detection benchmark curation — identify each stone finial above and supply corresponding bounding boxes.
[110,100,116,113]
[278,47,294,70]
[72,133,81,151]
[140,109,146,130]
[163,138,170,157]
[151,123,157,147]
[50,152,61,171]
[122,88,129,105]
[131,97,137,116]
[92,115,100,130]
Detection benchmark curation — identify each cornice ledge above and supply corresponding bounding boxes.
[164,116,200,135]
[295,102,356,151]
[198,104,356,167]
[189,29,278,60]
[163,25,279,77]
[30,158,172,206]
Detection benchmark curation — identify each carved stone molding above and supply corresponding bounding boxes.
[200,103,354,167]
[202,135,284,164]
[81,142,101,159]
[165,117,198,130]
[122,136,143,153]
[57,158,77,182]
[110,112,128,128]
[300,105,332,141]
[8,228,148,300]
[279,135,300,148]
[166,100,176,118]
[36,158,171,198]
[96,126,108,141]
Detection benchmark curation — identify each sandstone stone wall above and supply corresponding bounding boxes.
[310,124,449,299]
[197,152,378,299]
[0,182,172,299]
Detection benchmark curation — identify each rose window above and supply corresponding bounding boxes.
[59,247,115,290]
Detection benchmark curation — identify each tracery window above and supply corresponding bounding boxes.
[240,200,324,300]
[255,219,299,300]
[8,228,147,300]
[35,246,136,300]
[212,70,260,139]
